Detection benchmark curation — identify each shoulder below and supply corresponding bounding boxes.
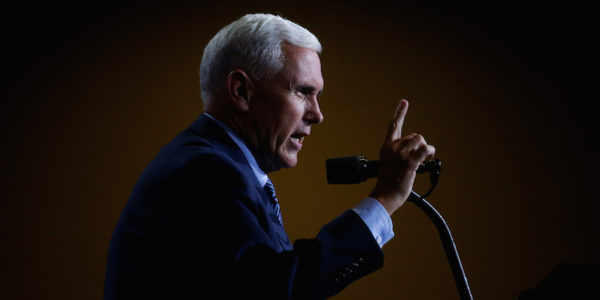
[145,122,250,182]
[131,126,256,201]
[177,150,249,184]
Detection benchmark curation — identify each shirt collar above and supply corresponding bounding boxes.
[203,112,269,187]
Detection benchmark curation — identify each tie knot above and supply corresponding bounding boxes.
[264,178,275,192]
[264,179,277,197]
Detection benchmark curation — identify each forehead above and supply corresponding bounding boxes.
[279,44,324,90]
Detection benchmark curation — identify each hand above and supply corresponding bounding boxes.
[369,99,436,215]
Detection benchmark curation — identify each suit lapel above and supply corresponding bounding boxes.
[190,114,293,251]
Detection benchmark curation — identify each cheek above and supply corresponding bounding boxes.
[277,107,303,136]
[264,98,305,149]
[274,119,294,145]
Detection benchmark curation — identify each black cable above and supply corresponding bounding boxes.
[418,159,440,198]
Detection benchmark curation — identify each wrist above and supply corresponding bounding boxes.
[369,190,407,216]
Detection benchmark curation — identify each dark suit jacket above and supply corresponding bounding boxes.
[104,114,384,299]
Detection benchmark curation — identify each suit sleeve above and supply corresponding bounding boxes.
[144,153,384,299]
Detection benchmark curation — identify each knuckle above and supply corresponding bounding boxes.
[412,146,427,157]
[414,134,425,143]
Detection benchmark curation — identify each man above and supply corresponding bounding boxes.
[104,13,434,299]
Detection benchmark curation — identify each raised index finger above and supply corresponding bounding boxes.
[385,99,409,143]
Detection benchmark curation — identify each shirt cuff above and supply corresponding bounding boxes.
[352,197,395,247]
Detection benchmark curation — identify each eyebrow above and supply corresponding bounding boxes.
[295,84,324,96]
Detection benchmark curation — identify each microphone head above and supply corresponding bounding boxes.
[326,156,441,185]
[326,156,367,184]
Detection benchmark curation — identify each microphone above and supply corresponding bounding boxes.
[326,155,441,184]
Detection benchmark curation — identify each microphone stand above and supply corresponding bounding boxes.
[408,190,473,300]
[325,156,472,298]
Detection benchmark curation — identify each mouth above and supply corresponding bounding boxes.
[290,133,308,147]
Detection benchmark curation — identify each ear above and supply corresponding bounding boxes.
[226,69,253,112]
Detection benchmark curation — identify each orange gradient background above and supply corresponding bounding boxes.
[3,1,598,299]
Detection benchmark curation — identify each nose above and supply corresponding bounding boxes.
[304,97,324,125]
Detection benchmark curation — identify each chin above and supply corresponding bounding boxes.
[262,155,297,173]
[278,154,298,169]
[285,160,298,168]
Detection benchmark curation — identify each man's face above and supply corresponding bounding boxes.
[248,44,324,173]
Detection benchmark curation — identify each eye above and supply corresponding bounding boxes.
[296,88,308,96]
[296,87,314,98]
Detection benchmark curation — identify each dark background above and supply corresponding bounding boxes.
[3,1,598,299]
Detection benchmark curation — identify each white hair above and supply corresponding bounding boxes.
[199,13,322,104]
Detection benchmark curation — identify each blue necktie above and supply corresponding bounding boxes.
[263,178,283,225]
